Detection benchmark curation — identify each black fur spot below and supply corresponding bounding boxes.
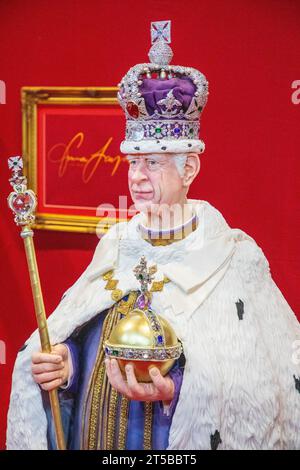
[161,146,167,150]
[294,375,300,394]
[178,352,186,368]
[210,430,222,450]
[188,143,192,147]
[134,146,140,151]
[236,299,244,320]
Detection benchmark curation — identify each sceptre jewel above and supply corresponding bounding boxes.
[7,156,37,228]
[104,256,182,382]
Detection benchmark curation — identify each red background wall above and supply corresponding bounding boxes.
[0,0,299,450]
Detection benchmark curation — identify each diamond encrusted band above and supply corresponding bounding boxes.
[104,343,182,361]
[126,119,199,141]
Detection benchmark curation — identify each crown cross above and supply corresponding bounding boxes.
[151,20,171,45]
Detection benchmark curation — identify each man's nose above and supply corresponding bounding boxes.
[130,166,148,183]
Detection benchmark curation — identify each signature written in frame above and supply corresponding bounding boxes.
[47,132,128,183]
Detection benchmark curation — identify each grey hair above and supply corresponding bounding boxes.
[173,154,187,177]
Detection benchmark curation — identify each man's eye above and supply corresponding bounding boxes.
[147,160,158,167]
[129,160,137,166]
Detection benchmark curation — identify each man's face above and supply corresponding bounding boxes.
[127,154,185,213]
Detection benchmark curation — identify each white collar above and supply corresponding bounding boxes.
[138,209,197,239]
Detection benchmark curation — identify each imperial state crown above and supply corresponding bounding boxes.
[118,20,209,155]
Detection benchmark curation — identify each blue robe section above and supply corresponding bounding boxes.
[43,309,183,450]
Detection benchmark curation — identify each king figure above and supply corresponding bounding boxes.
[7,20,300,450]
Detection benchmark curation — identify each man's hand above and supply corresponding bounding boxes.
[31,344,69,391]
[105,358,175,403]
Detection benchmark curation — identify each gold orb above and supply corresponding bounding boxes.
[104,308,182,382]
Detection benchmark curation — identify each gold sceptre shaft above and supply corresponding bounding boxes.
[7,156,66,450]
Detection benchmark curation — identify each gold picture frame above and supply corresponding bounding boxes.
[22,86,128,234]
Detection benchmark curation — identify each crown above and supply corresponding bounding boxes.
[118,20,209,155]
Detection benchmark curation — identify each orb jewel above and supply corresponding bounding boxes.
[137,294,146,309]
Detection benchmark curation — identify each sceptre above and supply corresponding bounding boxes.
[7,156,66,450]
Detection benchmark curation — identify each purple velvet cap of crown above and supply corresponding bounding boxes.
[139,77,196,118]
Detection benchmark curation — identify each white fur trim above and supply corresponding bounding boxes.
[120,139,205,154]
[168,239,300,450]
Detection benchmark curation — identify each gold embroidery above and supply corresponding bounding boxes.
[102,270,114,281]
[102,270,124,302]
[86,309,116,449]
[105,279,119,290]
[89,362,106,449]
[150,275,170,292]
[147,238,176,246]
[116,291,138,316]
[102,269,170,302]
[150,280,164,292]
[102,370,111,449]
[106,388,119,449]
[148,265,157,275]
[100,306,121,450]
[143,402,153,450]
[111,289,124,302]
[117,396,130,450]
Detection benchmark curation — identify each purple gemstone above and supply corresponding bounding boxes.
[157,335,163,344]
[137,295,146,309]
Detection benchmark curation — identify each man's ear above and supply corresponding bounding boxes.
[183,153,200,187]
